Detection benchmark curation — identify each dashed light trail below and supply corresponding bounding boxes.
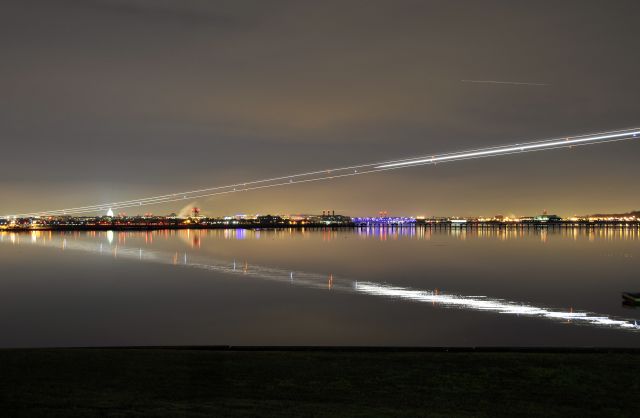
[5,128,639,218]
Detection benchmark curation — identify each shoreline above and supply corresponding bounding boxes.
[3,345,640,353]
[2,222,640,232]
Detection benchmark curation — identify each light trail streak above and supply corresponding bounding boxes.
[3,230,639,333]
[4,128,639,218]
[375,129,639,169]
[461,79,549,86]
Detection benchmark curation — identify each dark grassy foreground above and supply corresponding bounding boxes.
[1,348,639,417]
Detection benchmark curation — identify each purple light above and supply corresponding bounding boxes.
[352,217,417,225]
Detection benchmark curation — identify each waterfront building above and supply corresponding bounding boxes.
[533,214,562,222]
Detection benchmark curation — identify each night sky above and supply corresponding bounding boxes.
[2,0,639,217]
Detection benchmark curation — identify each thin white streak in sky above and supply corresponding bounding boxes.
[4,128,639,218]
[461,79,549,86]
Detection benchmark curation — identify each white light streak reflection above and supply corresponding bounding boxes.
[5,231,640,333]
[355,283,640,330]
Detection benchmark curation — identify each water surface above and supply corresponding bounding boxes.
[1,227,639,347]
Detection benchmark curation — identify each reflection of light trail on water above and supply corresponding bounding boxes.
[2,231,639,332]
[6,128,639,217]
[355,283,639,330]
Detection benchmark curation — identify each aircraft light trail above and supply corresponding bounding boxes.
[461,79,549,86]
[374,129,638,169]
[4,128,639,218]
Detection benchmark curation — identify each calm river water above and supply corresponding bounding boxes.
[1,227,639,347]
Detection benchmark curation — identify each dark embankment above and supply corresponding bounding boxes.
[1,348,639,417]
